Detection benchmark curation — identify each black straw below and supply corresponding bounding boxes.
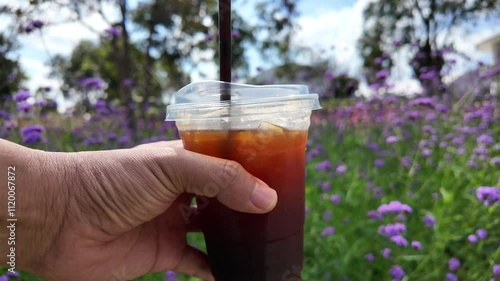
[219,0,231,101]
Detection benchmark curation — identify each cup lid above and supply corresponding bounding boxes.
[166,80,321,121]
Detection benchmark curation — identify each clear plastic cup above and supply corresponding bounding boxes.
[166,81,320,281]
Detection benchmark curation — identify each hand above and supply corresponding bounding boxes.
[1,140,277,281]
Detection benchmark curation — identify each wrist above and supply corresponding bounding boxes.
[0,141,71,272]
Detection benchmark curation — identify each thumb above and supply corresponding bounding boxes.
[167,147,278,213]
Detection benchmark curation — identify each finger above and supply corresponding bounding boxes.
[174,246,214,281]
[172,149,278,214]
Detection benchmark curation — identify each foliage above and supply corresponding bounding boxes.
[359,0,500,92]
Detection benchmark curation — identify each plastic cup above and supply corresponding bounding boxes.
[166,81,320,281]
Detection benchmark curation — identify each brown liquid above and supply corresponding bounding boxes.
[181,129,307,281]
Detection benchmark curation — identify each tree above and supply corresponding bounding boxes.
[360,0,500,94]
[0,33,25,104]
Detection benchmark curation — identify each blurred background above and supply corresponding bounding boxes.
[0,1,499,281]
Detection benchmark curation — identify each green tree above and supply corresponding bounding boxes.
[360,0,500,93]
[0,33,25,103]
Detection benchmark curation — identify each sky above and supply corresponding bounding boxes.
[0,0,499,104]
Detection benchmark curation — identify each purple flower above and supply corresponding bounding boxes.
[374,159,384,167]
[423,214,436,228]
[390,235,408,247]
[446,272,458,281]
[8,73,16,81]
[375,69,390,79]
[476,228,488,239]
[477,134,494,145]
[401,156,411,167]
[24,20,44,33]
[17,101,33,113]
[393,39,402,46]
[80,77,105,90]
[389,265,405,281]
[491,157,500,165]
[386,136,398,143]
[321,226,335,237]
[166,270,177,281]
[231,29,241,39]
[321,182,331,191]
[381,248,391,259]
[315,160,332,171]
[13,89,31,102]
[6,271,20,278]
[365,253,375,262]
[330,194,341,204]
[204,33,213,41]
[377,201,413,215]
[378,223,406,237]
[324,70,334,80]
[20,125,44,144]
[493,264,500,276]
[0,275,7,281]
[468,234,478,243]
[449,257,460,271]
[0,110,10,120]
[323,210,333,221]
[367,210,383,220]
[123,78,134,87]
[476,186,500,206]
[411,240,422,251]
[336,164,347,174]
[366,142,379,151]
[105,26,122,38]
[119,136,130,146]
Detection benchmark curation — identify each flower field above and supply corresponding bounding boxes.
[1,88,499,281]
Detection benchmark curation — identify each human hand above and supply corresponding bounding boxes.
[1,140,277,281]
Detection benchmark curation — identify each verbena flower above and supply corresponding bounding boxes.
[476,186,500,206]
[330,194,341,204]
[315,160,332,171]
[17,100,33,112]
[0,275,7,281]
[448,257,460,271]
[0,110,10,120]
[377,201,412,215]
[423,214,436,228]
[389,265,405,281]
[166,270,177,281]
[493,264,500,276]
[13,89,31,102]
[374,159,384,167]
[320,226,335,237]
[446,272,458,281]
[6,271,20,277]
[105,26,122,38]
[365,253,375,262]
[24,20,44,33]
[20,125,44,144]
[477,134,493,145]
[411,240,422,251]
[323,210,332,221]
[381,248,391,259]
[378,223,406,237]
[321,182,331,191]
[476,229,488,239]
[367,210,383,220]
[390,235,408,247]
[80,77,105,90]
[336,164,347,174]
[468,234,478,243]
[386,136,398,143]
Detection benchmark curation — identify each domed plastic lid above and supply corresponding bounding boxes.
[166,81,321,121]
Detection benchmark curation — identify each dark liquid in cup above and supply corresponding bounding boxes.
[180,128,307,281]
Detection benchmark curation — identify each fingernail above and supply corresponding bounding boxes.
[251,179,277,211]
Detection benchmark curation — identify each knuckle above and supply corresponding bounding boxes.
[221,160,244,187]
